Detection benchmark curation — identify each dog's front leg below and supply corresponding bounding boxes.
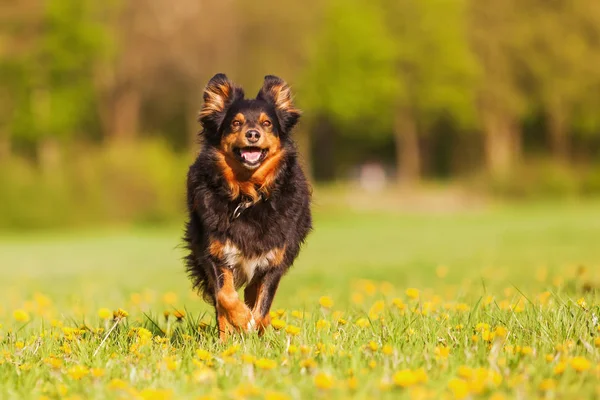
[244,269,283,334]
[215,267,254,341]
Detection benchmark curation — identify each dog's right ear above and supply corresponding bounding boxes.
[198,73,244,132]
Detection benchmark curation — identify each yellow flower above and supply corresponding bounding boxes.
[316,319,330,330]
[448,378,469,399]
[173,310,185,320]
[271,318,286,330]
[113,308,129,320]
[91,368,105,378]
[494,326,508,339]
[347,376,358,390]
[368,360,377,369]
[264,391,291,400]
[314,372,334,390]
[44,356,63,369]
[139,388,173,400]
[571,356,591,372]
[458,366,473,379]
[405,288,419,300]
[241,354,255,364]
[554,361,567,375]
[319,296,334,309]
[162,292,178,305]
[300,358,317,369]
[196,349,212,361]
[538,379,556,392]
[288,344,298,355]
[434,346,450,360]
[367,341,378,351]
[67,365,90,380]
[355,318,370,328]
[576,298,587,309]
[285,325,300,336]
[13,309,30,323]
[221,344,239,357]
[382,344,393,356]
[98,308,112,320]
[393,369,417,388]
[255,358,277,370]
[108,378,129,390]
[15,341,24,350]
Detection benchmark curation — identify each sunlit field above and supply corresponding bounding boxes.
[1,200,600,399]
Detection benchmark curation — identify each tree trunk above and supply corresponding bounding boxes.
[38,137,61,173]
[393,108,420,187]
[481,108,519,178]
[546,101,569,163]
[311,114,336,182]
[109,84,141,143]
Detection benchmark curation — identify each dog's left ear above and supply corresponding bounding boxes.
[257,75,301,133]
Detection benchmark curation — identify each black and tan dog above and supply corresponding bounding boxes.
[184,74,312,340]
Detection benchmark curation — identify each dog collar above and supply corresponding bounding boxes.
[231,194,267,220]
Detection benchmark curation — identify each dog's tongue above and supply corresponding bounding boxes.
[240,148,262,163]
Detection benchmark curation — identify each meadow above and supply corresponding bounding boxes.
[0,197,599,399]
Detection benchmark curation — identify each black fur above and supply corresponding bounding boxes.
[184,74,312,325]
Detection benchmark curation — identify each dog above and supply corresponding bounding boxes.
[184,74,312,341]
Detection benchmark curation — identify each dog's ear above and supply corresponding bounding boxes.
[256,75,301,133]
[199,73,244,132]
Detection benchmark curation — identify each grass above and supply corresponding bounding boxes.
[0,200,599,399]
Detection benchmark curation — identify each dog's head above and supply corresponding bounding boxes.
[199,74,301,170]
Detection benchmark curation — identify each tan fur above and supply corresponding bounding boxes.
[216,149,284,201]
[199,82,233,120]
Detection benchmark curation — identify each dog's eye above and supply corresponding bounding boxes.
[262,120,272,128]
[232,120,242,127]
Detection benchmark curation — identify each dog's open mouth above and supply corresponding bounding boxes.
[234,147,268,167]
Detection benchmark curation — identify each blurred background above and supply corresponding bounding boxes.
[1,0,600,231]
[0,0,600,324]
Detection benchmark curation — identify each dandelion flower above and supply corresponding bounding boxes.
[319,296,334,309]
[255,358,277,370]
[271,318,286,330]
[405,288,419,300]
[285,325,300,336]
[538,379,556,392]
[314,372,334,390]
[13,309,30,323]
[571,356,591,372]
[113,308,129,320]
[98,308,112,320]
[355,318,370,328]
[91,368,105,378]
[393,369,417,388]
[68,365,90,380]
[448,378,469,399]
[316,319,330,330]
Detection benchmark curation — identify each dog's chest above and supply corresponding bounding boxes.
[221,242,281,288]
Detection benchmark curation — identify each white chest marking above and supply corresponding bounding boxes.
[221,242,279,288]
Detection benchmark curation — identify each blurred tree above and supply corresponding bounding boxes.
[301,0,398,180]
[0,0,111,167]
[514,0,600,162]
[384,0,478,185]
[468,0,525,178]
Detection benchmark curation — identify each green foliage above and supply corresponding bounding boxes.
[0,140,188,230]
[301,0,398,130]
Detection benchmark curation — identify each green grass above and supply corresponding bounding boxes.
[0,201,599,399]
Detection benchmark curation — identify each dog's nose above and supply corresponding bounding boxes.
[245,130,261,143]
